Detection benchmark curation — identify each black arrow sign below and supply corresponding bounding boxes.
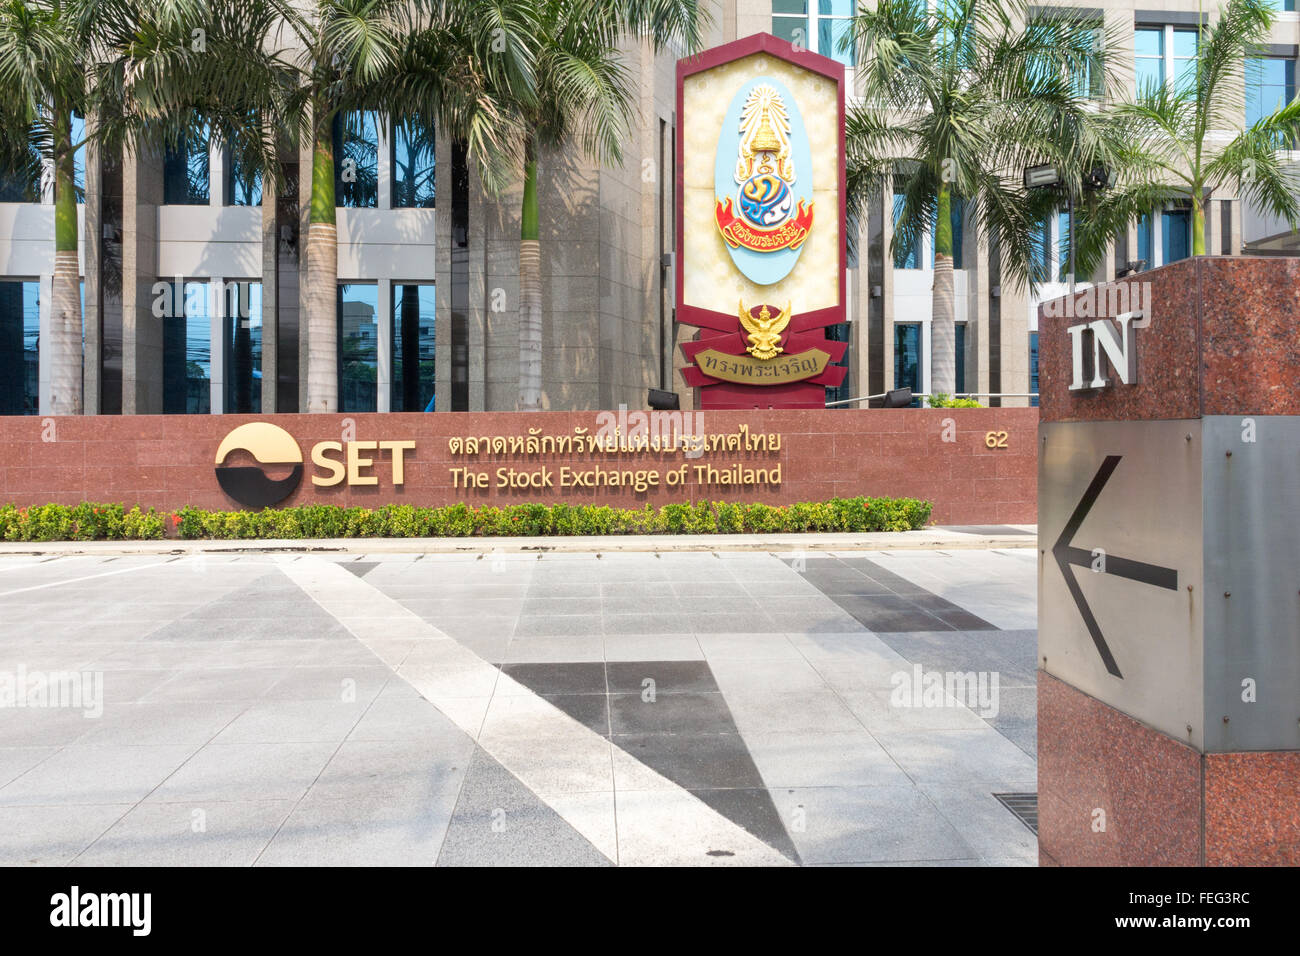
[1052,455,1179,679]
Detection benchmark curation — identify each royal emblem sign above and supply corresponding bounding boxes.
[714,80,815,280]
[677,34,846,409]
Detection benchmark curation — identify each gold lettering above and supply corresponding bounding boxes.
[347,441,379,486]
[380,440,416,484]
[311,441,346,487]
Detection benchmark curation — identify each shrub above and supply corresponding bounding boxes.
[0,496,934,541]
[927,392,983,408]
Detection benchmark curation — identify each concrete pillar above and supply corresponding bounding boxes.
[121,146,162,414]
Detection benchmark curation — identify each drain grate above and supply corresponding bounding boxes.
[993,792,1038,835]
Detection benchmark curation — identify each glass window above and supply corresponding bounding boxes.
[1136,213,1152,268]
[824,321,851,407]
[0,280,40,414]
[1071,26,1104,100]
[163,124,211,205]
[392,116,436,208]
[1029,332,1040,408]
[334,111,379,209]
[1246,58,1296,141]
[225,151,262,207]
[893,192,920,269]
[69,113,86,203]
[1134,28,1165,94]
[894,322,922,403]
[224,281,262,413]
[1162,208,1190,264]
[162,280,211,413]
[392,284,436,411]
[1029,218,1051,283]
[955,322,966,396]
[772,1,856,67]
[1171,29,1199,96]
[338,283,378,412]
[1057,208,1073,282]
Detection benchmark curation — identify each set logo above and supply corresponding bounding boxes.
[214,422,303,508]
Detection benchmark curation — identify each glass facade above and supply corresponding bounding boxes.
[338,283,378,412]
[392,283,436,412]
[392,117,436,208]
[162,280,211,414]
[334,111,380,209]
[224,282,262,414]
[164,125,211,205]
[894,323,922,404]
[0,281,39,415]
[771,1,856,67]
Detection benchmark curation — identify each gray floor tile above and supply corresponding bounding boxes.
[73,799,295,866]
[436,749,611,867]
[771,785,976,865]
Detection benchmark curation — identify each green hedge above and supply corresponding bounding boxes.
[0,497,932,542]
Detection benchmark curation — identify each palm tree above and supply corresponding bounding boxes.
[501,0,706,411]
[279,0,533,412]
[844,0,1120,396]
[1103,0,1300,256]
[0,0,97,415]
[0,0,292,416]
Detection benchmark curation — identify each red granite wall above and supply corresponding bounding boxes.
[1038,256,1300,423]
[1039,671,1300,866]
[0,408,1038,524]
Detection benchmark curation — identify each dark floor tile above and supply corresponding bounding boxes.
[606,661,719,695]
[692,788,800,863]
[930,607,999,631]
[608,692,736,735]
[615,733,762,790]
[831,594,953,632]
[542,694,610,736]
[343,562,379,578]
[502,662,607,695]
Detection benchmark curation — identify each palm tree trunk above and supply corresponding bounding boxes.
[518,138,542,411]
[1191,195,1206,256]
[50,106,82,415]
[305,117,338,413]
[930,182,956,398]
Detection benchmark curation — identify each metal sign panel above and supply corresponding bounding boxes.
[1039,420,1206,748]
[1201,415,1300,753]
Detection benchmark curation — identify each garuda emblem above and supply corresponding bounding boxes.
[738,300,792,361]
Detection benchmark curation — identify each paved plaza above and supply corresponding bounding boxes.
[0,543,1039,866]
